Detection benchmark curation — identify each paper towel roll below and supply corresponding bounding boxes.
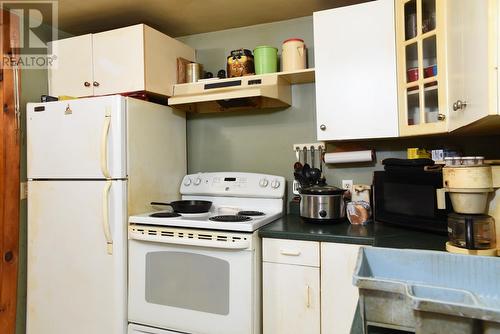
[324,150,374,164]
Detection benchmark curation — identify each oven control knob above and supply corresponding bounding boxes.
[194,177,202,186]
[259,178,269,188]
[319,210,327,218]
[183,178,192,186]
[271,180,281,189]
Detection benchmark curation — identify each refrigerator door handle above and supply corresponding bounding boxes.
[100,107,112,179]
[102,180,113,255]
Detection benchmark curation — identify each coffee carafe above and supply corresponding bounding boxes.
[440,157,500,256]
[447,213,496,250]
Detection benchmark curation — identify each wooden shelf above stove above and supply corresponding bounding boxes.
[168,68,315,113]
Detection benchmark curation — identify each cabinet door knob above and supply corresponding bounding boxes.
[320,124,326,131]
[84,81,91,87]
[93,81,100,87]
[453,100,467,111]
[438,114,446,121]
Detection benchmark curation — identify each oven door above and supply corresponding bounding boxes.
[129,236,255,334]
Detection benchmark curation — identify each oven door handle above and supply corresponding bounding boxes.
[129,232,250,250]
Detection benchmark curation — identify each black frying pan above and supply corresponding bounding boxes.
[151,200,212,214]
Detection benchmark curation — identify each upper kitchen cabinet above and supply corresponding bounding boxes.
[396,0,448,136]
[48,34,94,98]
[91,25,146,96]
[397,0,500,136]
[447,0,499,132]
[313,0,399,141]
[48,24,195,98]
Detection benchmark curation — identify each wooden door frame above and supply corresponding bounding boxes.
[0,9,20,334]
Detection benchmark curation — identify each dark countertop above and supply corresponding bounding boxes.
[259,214,448,251]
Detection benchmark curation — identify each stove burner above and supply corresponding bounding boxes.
[149,212,182,218]
[238,211,265,216]
[209,215,252,222]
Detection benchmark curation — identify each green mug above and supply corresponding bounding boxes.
[253,46,278,74]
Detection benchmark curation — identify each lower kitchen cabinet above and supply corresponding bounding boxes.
[263,238,321,334]
[321,243,363,334]
[263,262,321,334]
[262,238,364,334]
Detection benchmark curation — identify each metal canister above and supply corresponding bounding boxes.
[282,38,306,72]
[186,63,202,83]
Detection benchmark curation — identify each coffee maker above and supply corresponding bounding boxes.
[439,157,500,256]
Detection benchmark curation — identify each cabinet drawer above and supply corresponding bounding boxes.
[263,238,319,267]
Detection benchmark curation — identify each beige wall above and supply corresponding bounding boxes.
[179,16,500,206]
[179,17,316,203]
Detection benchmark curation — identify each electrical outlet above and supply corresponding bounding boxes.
[342,180,353,191]
[20,182,27,200]
[292,180,300,195]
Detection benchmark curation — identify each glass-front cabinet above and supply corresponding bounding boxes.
[396,0,448,136]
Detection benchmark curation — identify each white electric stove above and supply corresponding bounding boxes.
[129,172,285,232]
[128,172,285,334]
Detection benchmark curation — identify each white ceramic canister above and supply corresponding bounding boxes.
[282,38,306,72]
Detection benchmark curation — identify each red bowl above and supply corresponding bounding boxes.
[424,65,438,78]
[407,68,419,82]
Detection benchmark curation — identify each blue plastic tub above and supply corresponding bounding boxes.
[353,247,500,333]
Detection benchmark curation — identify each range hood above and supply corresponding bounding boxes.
[168,69,314,113]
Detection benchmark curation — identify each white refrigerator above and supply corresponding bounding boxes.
[26,95,186,334]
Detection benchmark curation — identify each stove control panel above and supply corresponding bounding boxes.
[181,172,285,198]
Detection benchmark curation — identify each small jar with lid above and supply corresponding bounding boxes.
[281,38,307,72]
[227,49,255,78]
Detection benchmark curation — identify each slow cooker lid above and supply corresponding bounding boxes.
[300,185,345,195]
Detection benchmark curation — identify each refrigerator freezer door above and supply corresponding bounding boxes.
[27,95,126,179]
[27,180,127,334]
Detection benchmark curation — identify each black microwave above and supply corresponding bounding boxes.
[373,169,451,233]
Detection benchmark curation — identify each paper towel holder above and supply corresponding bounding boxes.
[324,150,375,165]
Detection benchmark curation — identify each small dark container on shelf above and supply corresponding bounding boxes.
[217,69,226,79]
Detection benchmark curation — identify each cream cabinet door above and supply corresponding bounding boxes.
[447,0,495,131]
[313,0,398,140]
[92,25,145,96]
[263,262,320,334]
[321,243,363,334]
[48,34,94,97]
